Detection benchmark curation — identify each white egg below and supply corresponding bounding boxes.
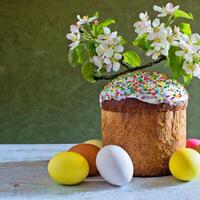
[96,145,134,186]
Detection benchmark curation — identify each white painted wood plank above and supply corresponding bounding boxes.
[0,144,74,163]
[0,144,200,200]
[0,161,200,200]
[0,160,199,200]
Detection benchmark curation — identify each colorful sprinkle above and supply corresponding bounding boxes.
[99,71,188,106]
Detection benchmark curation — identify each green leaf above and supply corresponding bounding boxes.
[81,61,96,83]
[94,19,115,35]
[99,19,116,27]
[123,51,141,67]
[132,34,151,51]
[68,48,79,67]
[168,47,183,79]
[83,41,96,57]
[182,72,192,86]
[68,43,96,67]
[196,40,200,45]
[119,35,127,45]
[68,45,85,67]
[93,11,99,18]
[76,45,85,64]
[174,10,193,20]
[180,23,192,35]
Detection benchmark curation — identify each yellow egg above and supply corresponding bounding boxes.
[169,148,200,181]
[84,139,102,148]
[48,151,89,185]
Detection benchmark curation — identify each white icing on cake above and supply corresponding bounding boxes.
[100,71,188,106]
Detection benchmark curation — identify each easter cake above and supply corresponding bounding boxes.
[100,70,188,176]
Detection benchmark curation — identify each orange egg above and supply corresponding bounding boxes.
[68,144,100,176]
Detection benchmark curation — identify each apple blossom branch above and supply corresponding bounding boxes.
[93,56,166,81]
[67,3,200,84]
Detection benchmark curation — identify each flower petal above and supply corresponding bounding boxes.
[193,64,200,78]
[153,5,163,12]
[114,53,122,60]
[146,50,154,56]
[103,27,111,35]
[139,12,148,21]
[110,31,118,39]
[175,51,185,57]
[92,56,102,68]
[173,5,180,11]
[152,52,160,60]
[113,62,120,71]
[104,57,111,64]
[115,45,124,53]
[88,16,98,23]
[106,64,112,72]
[191,33,200,43]
[70,25,79,33]
[77,15,82,21]
[166,3,173,11]
[96,46,104,56]
[66,33,73,40]
[184,53,193,62]
[69,41,79,50]
[152,18,160,28]
[104,48,114,57]
[158,13,167,17]
[183,62,194,75]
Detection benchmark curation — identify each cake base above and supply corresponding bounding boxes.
[101,108,186,177]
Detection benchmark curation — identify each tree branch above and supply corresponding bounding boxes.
[94,56,166,81]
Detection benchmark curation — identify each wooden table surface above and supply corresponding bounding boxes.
[0,144,200,200]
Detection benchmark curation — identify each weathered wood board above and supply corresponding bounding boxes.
[0,145,200,200]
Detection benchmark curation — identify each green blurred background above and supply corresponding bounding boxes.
[0,0,199,143]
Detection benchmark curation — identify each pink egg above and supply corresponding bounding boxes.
[186,139,200,149]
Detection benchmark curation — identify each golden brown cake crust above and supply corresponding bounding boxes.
[101,98,188,113]
[102,108,187,176]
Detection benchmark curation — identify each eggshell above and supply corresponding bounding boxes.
[169,148,200,181]
[186,139,200,149]
[48,151,89,185]
[84,139,102,148]
[96,145,134,186]
[68,143,100,176]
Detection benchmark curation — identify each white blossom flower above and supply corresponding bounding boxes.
[175,33,200,62]
[193,64,200,78]
[146,49,160,60]
[183,62,200,78]
[146,19,172,59]
[92,56,104,69]
[77,15,98,26]
[112,61,121,71]
[134,12,152,36]
[91,27,124,72]
[147,19,172,41]
[146,39,170,59]
[66,25,80,50]
[170,26,182,45]
[96,27,120,45]
[153,3,179,17]
[152,18,160,28]
[99,45,114,58]
[183,62,195,75]
[174,26,181,37]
